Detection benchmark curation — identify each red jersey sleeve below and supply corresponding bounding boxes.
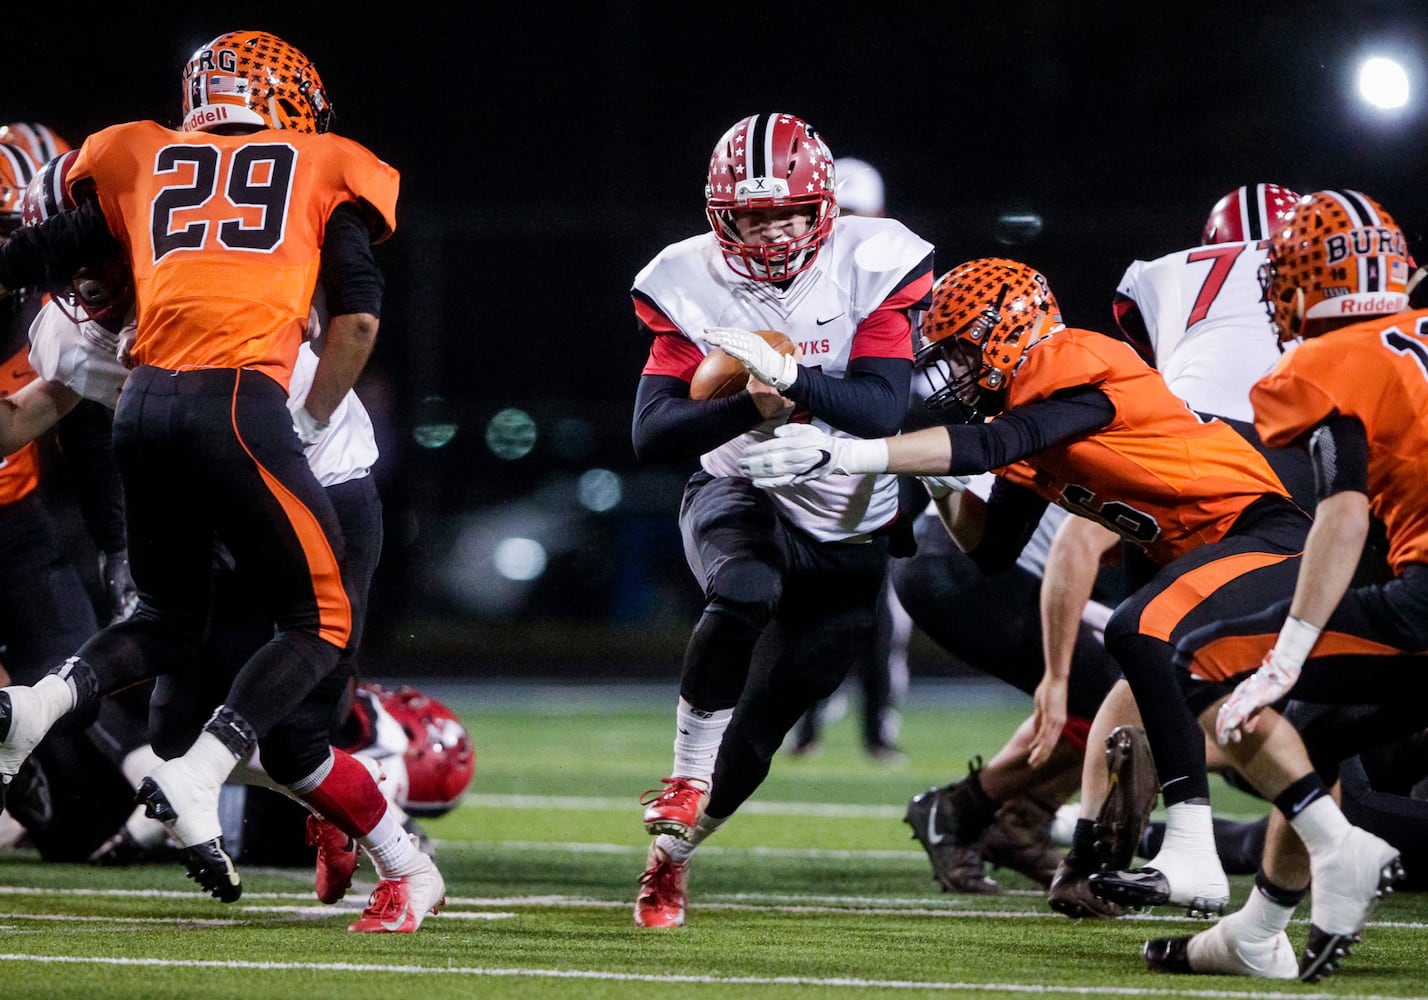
[848,257,933,361]
[634,293,701,380]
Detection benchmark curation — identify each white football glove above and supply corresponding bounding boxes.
[919,474,972,500]
[1214,617,1319,745]
[703,326,799,391]
[293,405,329,447]
[739,423,889,487]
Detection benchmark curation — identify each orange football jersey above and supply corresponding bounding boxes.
[1253,308,1428,573]
[996,328,1289,566]
[0,344,41,505]
[69,121,398,388]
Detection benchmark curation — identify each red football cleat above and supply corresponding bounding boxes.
[639,777,708,838]
[634,843,689,928]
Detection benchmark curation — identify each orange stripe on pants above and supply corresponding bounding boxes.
[1139,550,1295,642]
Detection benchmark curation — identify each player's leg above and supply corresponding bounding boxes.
[640,474,785,840]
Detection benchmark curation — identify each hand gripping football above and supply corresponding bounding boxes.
[689,329,796,400]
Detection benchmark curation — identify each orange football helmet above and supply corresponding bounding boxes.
[1202,183,1300,244]
[0,144,37,236]
[181,30,333,134]
[916,258,1063,415]
[705,113,837,282]
[1261,189,1411,342]
[0,122,71,166]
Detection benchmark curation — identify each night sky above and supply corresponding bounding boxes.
[9,2,1428,648]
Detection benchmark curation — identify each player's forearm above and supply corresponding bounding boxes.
[304,313,377,423]
[1040,518,1117,683]
[884,426,956,475]
[0,380,78,456]
[1287,490,1370,629]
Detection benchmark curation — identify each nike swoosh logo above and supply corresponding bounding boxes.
[925,807,947,845]
[381,903,411,931]
[806,450,832,473]
[815,314,843,326]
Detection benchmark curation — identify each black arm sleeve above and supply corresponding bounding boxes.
[319,203,384,317]
[942,386,1116,476]
[782,355,912,438]
[55,400,127,554]
[1307,413,1370,501]
[0,196,121,293]
[632,374,767,464]
[966,476,1051,574]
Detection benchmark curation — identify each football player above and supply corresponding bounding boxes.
[739,256,1327,922]
[4,145,446,928]
[0,30,443,931]
[1142,189,1421,980]
[629,113,933,927]
[1032,184,1316,916]
[0,122,70,166]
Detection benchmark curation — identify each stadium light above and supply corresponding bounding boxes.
[1358,55,1410,110]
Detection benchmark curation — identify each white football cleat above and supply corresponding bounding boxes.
[1144,912,1296,979]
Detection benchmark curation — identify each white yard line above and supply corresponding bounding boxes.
[0,953,1419,998]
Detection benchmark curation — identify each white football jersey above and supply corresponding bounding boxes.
[28,300,128,409]
[634,215,933,541]
[287,342,378,487]
[29,301,376,487]
[1116,240,1282,420]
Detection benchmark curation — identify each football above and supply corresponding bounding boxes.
[688,329,797,400]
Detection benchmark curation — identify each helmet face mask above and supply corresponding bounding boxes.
[1262,189,1410,342]
[181,30,332,134]
[705,113,837,282]
[1202,183,1300,244]
[916,258,1061,417]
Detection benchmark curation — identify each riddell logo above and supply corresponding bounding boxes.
[186,107,230,127]
[1337,294,1407,315]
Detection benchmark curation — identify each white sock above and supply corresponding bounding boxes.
[120,745,164,790]
[671,698,731,784]
[179,731,241,788]
[361,809,424,878]
[660,812,725,863]
[1289,796,1352,856]
[30,675,76,730]
[1238,884,1296,938]
[658,832,696,863]
[1158,801,1218,856]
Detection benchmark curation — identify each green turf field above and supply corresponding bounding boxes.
[0,680,1423,998]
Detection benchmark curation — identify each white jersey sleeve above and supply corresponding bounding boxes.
[632,217,933,542]
[287,343,379,487]
[26,301,129,409]
[1115,241,1281,421]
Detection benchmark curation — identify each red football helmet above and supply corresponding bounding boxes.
[0,122,71,166]
[1202,184,1300,244]
[1261,189,1411,342]
[0,144,37,236]
[348,684,474,817]
[181,30,333,134]
[705,113,837,282]
[915,258,1063,416]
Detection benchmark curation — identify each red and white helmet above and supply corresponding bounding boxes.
[181,30,333,134]
[705,113,837,282]
[345,684,475,817]
[1202,184,1300,244]
[20,149,78,227]
[0,122,71,166]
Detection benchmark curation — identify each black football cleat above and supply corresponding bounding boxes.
[137,777,242,902]
[1142,936,1194,974]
